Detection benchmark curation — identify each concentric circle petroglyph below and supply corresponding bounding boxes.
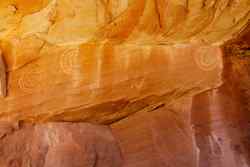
[18,64,45,93]
[60,48,80,75]
[194,46,221,71]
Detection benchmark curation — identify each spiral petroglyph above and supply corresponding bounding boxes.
[18,64,45,93]
[60,48,80,75]
[194,47,221,71]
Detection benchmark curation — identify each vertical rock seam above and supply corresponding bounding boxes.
[0,50,6,97]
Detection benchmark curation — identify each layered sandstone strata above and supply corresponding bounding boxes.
[1,0,249,122]
[0,44,223,123]
[0,0,249,166]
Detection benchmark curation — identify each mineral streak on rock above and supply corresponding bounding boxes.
[0,44,223,123]
[111,98,199,167]
[0,1,249,166]
[0,51,6,97]
[0,0,249,71]
[223,24,250,114]
[0,0,248,122]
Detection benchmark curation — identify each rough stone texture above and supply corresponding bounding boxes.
[192,85,250,167]
[0,1,249,167]
[111,98,199,167]
[0,123,122,167]
[110,74,250,167]
[0,44,223,123]
[0,0,249,122]
[0,0,249,50]
[0,80,250,167]
[223,26,250,114]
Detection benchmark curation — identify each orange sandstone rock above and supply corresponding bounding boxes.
[0,0,248,123]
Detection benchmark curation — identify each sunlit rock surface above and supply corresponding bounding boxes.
[0,0,249,122]
[0,0,249,167]
[1,80,249,167]
[0,44,223,122]
[0,0,249,50]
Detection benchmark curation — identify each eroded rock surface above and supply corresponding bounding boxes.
[0,123,122,167]
[111,98,198,167]
[0,44,223,123]
[0,0,249,122]
[192,86,250,167]
[0,1,249,166]
[0,0,249,50]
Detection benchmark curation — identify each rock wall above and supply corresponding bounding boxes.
[0,0,249,166]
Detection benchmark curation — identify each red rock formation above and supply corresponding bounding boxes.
[0,44,223,123]
[111,98,198,167]
[0,0,249,166]
[192,86,250,167]
[0,123,122,167]
[0,0,249,122]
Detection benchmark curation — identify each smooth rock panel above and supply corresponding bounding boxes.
[0,44,223,123]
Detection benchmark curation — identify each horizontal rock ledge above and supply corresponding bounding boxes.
[0,44,223,123]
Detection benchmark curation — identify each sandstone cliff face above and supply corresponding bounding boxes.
[0,44,223,123]
[0,123,122,167]
[0,0,249,167]
[223,27,250,114]
[0,83,250,167]
[0,0,249,48]
[0,0,249,122]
